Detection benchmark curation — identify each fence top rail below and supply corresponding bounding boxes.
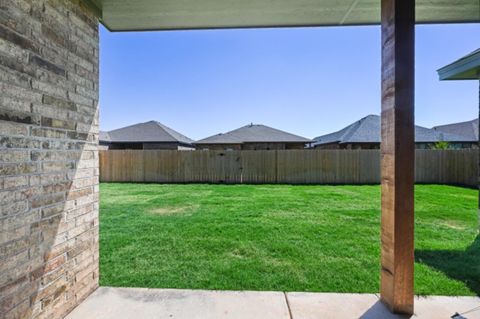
[99,149,477,154]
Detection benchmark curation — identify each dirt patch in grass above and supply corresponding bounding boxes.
[441,220,467,230]
[100,183,478,295]
[149,205,199,216]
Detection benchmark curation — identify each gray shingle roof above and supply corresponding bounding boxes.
[99,131,111,142]
[313,115,474,146]
[100,121,194,144]
[195,124,312,144]
[433,119,478,141]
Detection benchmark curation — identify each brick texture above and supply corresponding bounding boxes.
[0,1,99,318]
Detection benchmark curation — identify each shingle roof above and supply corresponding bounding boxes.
[433,119,478,141]
[195,124,312,145]
[99,131,111,142]
[312,115,474,146]
[100,121,194,144]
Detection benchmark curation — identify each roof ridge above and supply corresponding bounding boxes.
[314,114,476,146]
[108,121,145,133]
[434,118,478,128]
[151,121,194,143]
[152,121,177,141]
[195,123,310,144]
[228,123,309,140]
[103,121,194,144]
[340,115,374,142]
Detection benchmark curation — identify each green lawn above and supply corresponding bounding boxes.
[99,183,479,296]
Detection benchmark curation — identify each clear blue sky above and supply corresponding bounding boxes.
[100,24,479,140]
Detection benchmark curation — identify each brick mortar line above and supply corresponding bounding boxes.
[1,0,100,317]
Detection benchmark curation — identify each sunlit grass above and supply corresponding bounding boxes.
[100,183,478,296]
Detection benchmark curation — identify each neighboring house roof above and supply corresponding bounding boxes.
[437,48,480,80]
[100,121,194,144]
[195,124,312,145]
[312,115,473,146]
[99,131,111,142]
[433,119,479,141]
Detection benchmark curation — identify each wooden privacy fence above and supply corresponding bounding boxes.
[99,149,478,186]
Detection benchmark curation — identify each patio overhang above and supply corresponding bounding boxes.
[2,0,479,318]
[78,0,479,316]
[84,0,479,31]
[438,49,480,80]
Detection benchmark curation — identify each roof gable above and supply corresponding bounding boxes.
[433,119,479,141]
[102,121,194,144]
[99,131,111,142]
[195,124,311,144]
[313,115,475,146]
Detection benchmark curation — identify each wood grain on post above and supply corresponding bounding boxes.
[380,0,415,314]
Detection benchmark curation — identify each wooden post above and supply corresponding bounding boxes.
[380,0,415,315]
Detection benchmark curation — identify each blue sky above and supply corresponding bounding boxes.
[100,24,479,140]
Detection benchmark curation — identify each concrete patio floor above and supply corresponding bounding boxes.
[66,287,480,319]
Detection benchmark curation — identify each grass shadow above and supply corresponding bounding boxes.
[415,235,480,295]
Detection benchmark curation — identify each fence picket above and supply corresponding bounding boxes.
[99,149,478,186]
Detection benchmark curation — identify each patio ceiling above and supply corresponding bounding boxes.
[84,0,479,31]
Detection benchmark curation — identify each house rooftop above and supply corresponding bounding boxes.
[101,121,194,144]
[195,124,312,145]
[433,118,479,141]
[312,115,475,146]
[99,131,111,142]
[85,0,479,32]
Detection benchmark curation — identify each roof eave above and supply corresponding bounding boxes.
[101,20,480,33]
[82,0,102,19]
[438,50,480,80]
[108,140,191,144]
[87,0,480,32]
[194,141,243,145]
[194,141,311,144]
[213,141,311,143]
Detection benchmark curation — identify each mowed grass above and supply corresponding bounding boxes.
[99,183,479,296]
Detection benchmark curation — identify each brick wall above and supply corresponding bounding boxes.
[0,1,99,318]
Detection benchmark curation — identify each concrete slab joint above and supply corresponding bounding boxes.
[66,287,480,319]
[0,1,100,318]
